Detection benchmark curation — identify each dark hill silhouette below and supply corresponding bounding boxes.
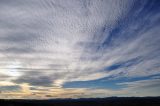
[0,97,160,106]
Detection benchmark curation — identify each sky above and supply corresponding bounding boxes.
[0,0,160,99]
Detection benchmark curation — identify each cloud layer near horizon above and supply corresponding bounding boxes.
[0,0,160,99]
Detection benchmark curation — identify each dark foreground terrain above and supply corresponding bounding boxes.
[0,97,160,106]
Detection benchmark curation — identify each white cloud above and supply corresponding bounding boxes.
[117,78,160,96]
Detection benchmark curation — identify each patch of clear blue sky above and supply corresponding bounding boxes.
[63,74,160,90]
[105,57,142,71]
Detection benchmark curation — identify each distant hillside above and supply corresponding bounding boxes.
[0,97,160,106]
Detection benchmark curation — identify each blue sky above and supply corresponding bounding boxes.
[0,0,160,99]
